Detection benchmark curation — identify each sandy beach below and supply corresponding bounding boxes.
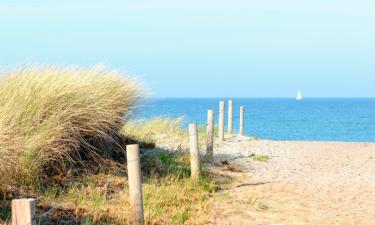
[211,136,375,225]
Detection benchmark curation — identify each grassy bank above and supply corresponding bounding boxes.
[0,66,222,224]
[1,118,219,224]
[0,66,142,189]
[123,117,219,150]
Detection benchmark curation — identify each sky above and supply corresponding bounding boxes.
[0,0,374,97]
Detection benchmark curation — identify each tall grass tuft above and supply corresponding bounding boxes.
[122,117,184,143]
[0,66,142,189]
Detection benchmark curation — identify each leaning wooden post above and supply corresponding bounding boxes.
[218,101,225,142]
[206,110,215,161]
[189,123,200,181]
[228,99,233,135]
[239,106,245,136]
[12,199,36,225]
[126,144,144,225]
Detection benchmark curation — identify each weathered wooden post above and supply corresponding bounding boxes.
[218,101,225,142]
[206,110,215,161]
[189,123,200,181]
[126,144,144,225]
[240,106,245,136]
[228,100,233,135]
[12,199,36,225]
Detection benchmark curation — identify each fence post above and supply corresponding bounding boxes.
[126,144,144,225]
[240,106,245,136]
[189,123,200,181]
[228,100,233,135]
[218,101,225,142]
[206,110,214,161]
[11,198,36,225]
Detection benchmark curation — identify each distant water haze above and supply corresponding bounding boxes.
[134,98,375,142]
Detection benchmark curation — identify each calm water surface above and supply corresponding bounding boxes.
[134,98,375,142]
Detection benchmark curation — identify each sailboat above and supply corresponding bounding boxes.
[296,90,302,101]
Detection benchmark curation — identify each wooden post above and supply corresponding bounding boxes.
[206,110,215,161]
[189,123,200,181]
[218,101,225,142]
[228,100,233,135]
[240,106,245,136]
[12,199,36,225]
[126,144,144,225]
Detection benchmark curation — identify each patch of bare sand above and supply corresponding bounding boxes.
[210,136,375,225]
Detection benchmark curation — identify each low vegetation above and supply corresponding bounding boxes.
[251,155,270,162]
[1,118,219,224]
[122,117,185,146]
[123,118,218,151]
[0,66,142,190]
[0,66,221,224]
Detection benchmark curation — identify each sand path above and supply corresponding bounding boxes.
[210,136,375,225]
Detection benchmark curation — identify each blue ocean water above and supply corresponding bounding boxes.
[134,98,375,142]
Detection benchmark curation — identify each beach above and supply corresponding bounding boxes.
[210,136,375,225]
[2,0,374,223]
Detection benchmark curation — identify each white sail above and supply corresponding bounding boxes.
[296,90,302,100]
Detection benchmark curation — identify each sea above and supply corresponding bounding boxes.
[133,98,375,142]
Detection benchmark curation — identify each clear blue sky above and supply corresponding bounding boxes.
[1,0,374,97]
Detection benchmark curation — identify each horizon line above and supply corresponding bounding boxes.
[151,96,375,99]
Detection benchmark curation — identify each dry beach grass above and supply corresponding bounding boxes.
[0,65,219,224]
[0,65,218,224]
[0,112,217,224]
[0,66,142,189]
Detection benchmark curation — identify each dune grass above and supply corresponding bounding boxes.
[0,66,142,189]
[122,117,185,145]
[37,152,216,225]
[0,114,223,224]
[123,117,219,152]
[0,118,219,225]
[0,66,223,224]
